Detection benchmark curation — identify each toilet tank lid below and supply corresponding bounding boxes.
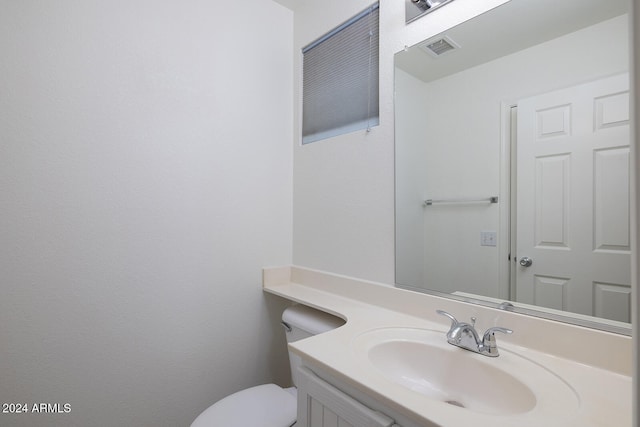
[282,305,344,335]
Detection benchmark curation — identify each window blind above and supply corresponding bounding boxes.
[302,3,380,144]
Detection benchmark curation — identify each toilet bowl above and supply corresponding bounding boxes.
[190,305,344,427]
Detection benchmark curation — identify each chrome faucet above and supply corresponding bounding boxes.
[436,310,513,357]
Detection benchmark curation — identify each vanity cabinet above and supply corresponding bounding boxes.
[296,367,400,427]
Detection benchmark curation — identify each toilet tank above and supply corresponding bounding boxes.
[281,305,344,387]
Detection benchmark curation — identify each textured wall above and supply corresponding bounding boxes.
[0,1,293,426]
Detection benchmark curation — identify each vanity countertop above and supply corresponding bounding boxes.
[263,266,632,427]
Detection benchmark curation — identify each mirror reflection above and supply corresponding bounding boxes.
[395,0,632,331]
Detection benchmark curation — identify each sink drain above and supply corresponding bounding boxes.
[445,400,465,408]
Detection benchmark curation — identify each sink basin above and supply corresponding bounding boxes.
[352,328,579,417]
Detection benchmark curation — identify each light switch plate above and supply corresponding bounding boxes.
[480,231,497,247]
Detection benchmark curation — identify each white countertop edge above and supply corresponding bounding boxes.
[263,265,632,375]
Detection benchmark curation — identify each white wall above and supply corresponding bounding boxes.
[397,16,628,297]
[394,68,429,287]
[291,0,394,283]
[0,1,293,426]
[292,0,509,284]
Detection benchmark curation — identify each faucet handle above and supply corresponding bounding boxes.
[483,326,513,340]
[482,327,513,356]
[436,310,459,332]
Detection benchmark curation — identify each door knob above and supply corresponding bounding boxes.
[519,257,533,267]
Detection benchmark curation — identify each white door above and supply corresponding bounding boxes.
[514,74,631,322]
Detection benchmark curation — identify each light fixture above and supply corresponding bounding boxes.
[407,0,455,23]
[412,0,450,11]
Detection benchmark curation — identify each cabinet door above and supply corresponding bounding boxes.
[296,367,398,427]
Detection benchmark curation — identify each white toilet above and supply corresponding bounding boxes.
[191,304,344,427]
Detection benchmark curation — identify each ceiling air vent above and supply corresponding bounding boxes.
[421,36,459,58]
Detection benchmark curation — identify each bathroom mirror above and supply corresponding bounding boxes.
[395,0,632,334]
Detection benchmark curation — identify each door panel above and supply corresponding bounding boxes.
[515,74,631,321]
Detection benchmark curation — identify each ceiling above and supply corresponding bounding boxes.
[272,0,296,11]
[395,0,630,82]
